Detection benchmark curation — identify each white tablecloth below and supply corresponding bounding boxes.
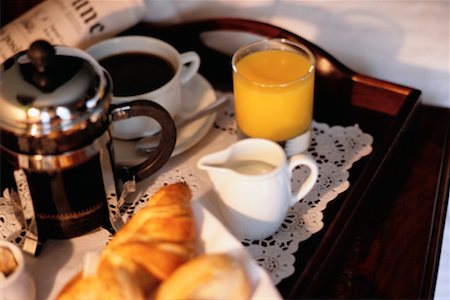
[143,0,449,109]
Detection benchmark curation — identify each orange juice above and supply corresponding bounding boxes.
[233,48,315,141]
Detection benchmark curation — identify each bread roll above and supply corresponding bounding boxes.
[57,182,196,300]
[0,246,17,277]
[155,253,252,300]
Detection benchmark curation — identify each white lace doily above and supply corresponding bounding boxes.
[121,94,373,284]
[0,93,373,285]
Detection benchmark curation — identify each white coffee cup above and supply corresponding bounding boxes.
[0,240,36,300]
[197,138,319,240]
[86,35,200,139]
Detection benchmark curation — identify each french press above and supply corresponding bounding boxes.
[0,40,176,255]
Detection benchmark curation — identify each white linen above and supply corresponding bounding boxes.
[435,215,450,299]
[143,0,449,109]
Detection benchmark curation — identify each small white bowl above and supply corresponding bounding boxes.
[0,240,36,300]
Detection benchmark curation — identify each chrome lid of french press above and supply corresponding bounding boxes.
[0,40,111,154]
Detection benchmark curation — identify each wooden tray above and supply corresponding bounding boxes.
[121,18,421,298]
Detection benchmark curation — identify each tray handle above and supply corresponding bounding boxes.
[123,18,420,117]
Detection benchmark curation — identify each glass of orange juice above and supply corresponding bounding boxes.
[232,39,315,152]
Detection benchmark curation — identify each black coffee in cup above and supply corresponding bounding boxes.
[86,35,201,140]
[98,52,175,96]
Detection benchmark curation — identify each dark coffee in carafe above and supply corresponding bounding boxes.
[0,140,115,239]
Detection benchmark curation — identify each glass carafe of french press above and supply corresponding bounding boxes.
[0,40,176,255]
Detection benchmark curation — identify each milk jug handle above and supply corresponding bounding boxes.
[288,154,319,206]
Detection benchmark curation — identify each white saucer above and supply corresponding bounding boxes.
[113,73,216,166]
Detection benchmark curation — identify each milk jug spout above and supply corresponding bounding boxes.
[197,148,234,189]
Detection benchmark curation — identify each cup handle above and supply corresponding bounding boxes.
[110,100,176,182]
[288,153,319,206]
[179,51,201,85]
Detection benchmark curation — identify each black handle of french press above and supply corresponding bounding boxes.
[110,100,176,182]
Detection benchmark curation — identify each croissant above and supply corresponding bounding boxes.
[57,182,196,300]
[155,253,253,300]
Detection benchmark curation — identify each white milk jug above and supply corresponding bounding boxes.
[198,138,319,240]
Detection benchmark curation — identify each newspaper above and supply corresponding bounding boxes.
[0,0,145,63]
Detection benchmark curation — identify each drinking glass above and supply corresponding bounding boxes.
[232,38,315,151]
